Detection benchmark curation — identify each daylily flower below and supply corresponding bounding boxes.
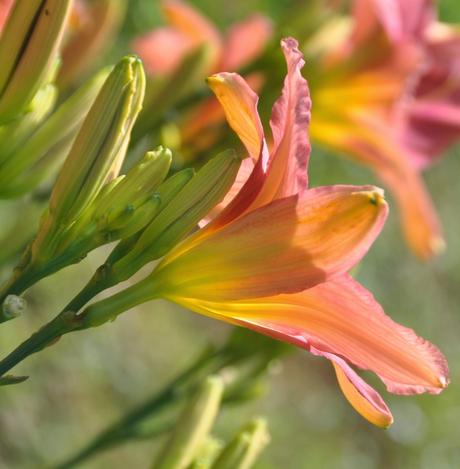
[132,0,272,77]
[132,0,272,159]
[309,0,459,259]
[83,39,449,427]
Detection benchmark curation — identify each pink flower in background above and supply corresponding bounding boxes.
[132,0,273,76]
[132,0,273,159]
[311,0,460,259]
[147,39,449,427]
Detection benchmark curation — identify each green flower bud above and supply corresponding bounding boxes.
[111,149,240,278]
[211,418,270,469]
[0,68,108,197]
[189,437,223,469]
[0,84,57,169]
[0,0,72,123]
[153,376,224,469]
[103,168,195,271]
[91,146,172,221]
[48,55,145,225]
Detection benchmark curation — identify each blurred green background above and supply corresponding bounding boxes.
[1,1,460,467]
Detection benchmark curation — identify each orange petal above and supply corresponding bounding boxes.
[220,14,273,70]
[378,163,445,259]
[153,185,388,301]
[310,112,444,259]
[207,72,265,161]
[162,0,221,61]
[332,360,393,428]
[166,275,448,402]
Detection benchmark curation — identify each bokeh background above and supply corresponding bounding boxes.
[1,1,460,467]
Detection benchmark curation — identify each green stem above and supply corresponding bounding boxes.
[0,266,116,374]
[0,310,83,375]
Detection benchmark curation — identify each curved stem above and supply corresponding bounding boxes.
[0,311,83,375]
[55,348,231,469]
[0,266,116,375]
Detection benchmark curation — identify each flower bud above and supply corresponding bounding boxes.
[0,68,108,197]
[153,376,224,469]
[112,149,241,278]
[189,437,223,469]
[0,83,57,169]
[211,418,270,469]
[104,167,195,269]
[0,0,72,123]
[48,55,146,224]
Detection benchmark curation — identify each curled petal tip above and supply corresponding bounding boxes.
[438,374,449,389]
[353,187,386,207]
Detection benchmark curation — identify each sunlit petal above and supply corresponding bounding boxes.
[154,186,388,301]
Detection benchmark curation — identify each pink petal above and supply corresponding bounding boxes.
[162,0,222,61]
[352,0,433,44]
[0,0,14,33]
[252,37,311,207]
[132,28,192,75]
[154,185,388,301]
[220,14,273,70]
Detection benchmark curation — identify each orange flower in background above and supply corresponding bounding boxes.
[132,0,273,158]
[87,39,449,427]
[132,0,272,76]
[309,0,459,260]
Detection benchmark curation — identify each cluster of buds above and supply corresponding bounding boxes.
[153,375,270,469]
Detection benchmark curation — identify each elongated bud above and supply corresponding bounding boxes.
[211,418,270,469]
[189,437,223,469]
[81,147,172,241]
[92,147,172,219]
[153,376,224,469]
[112,149,241,278]
[0,0,72,123]
[104,168,195,269]
[0,83,57,169]
[49,55,145,224]
[0,68,108,197]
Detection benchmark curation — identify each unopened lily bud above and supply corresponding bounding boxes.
[189,437,223,469]
[76,147,172,243]
[0,83,57,168]
[92,146,172,220]
[112,149,240,278]
[0,68,108,197]
[211,418,270,469]
[153,376,224,469]
[49,55,146,224]
[0,0,72,123]
[104,167,195,270]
